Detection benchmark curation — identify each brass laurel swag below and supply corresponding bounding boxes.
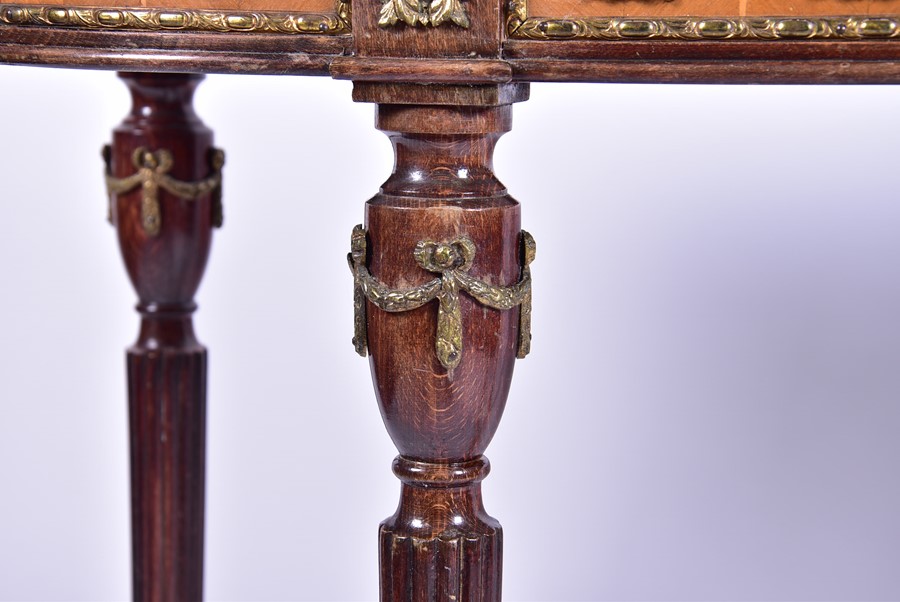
[349,225,534,371]
[104,145,225,236]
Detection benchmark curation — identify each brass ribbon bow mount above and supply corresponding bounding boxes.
[104,145,225,236]
[349,225,535,371]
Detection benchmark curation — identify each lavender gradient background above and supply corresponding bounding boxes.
[1,67,898,601]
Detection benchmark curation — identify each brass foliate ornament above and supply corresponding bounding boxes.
[349,226,534,371]
[104,145,225,236]
[378,0,469,29]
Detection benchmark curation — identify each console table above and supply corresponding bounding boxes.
[2,1,900,600]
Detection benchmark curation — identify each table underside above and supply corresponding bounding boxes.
[2,0,900,82]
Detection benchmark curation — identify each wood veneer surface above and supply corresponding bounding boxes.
[527,0,900,17]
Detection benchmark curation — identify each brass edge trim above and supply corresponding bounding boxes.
[0,0,350,34]
[506,0,900,40]
[349,226,535,372]
[104,145,225,237]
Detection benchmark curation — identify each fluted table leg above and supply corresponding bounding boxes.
[348,83,533,601]
[105,72,224,602]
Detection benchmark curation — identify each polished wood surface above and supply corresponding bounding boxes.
[6,32,900,84]
[0,27,346,74]
[355,83,529,599]
[351,0,501,57]
[3,0,900,82]
[110,72,216,602]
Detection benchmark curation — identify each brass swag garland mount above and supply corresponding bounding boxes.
[349,225,535,371]
[103,145,225,236]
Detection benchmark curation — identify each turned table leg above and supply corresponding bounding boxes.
[104,72,223,602]
[348,83,533,601]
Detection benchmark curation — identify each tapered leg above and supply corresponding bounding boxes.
[348,83,533,601]
[105,73,223,602]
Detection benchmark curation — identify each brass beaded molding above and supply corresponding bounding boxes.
[0,0,350,33]
[507,0,900,40]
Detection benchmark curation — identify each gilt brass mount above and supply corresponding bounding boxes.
[0,1,351,34]
[349,226,534,371]
[378,0,469,28]
[506,0,900,40]
[104,146,225,237]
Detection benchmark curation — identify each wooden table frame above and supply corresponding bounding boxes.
[2,0,900,599]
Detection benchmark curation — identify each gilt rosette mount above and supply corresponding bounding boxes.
[349,225,535,371]
[104,145,225,236]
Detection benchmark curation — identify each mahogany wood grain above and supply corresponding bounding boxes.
[0,27,347,75]
[5,20,900,83]
[350,0,503,58]
[331,57,514,84]
[358,83,529,600]
[503,39,900,61]
[502,39,900,83]
[110,72,216,602]
[508,57,900,84]
[352,81,529,105]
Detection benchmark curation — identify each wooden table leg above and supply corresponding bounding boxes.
[105,72,223,602]
[348,83,533,601]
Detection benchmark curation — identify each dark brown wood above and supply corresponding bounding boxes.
[509,58,900,84]
[357,83,528,601]
[0,27,347,75]
[5,17,900,83]
[503,39,900,84]
[503,39,900,62]
[331,57,513,84]
[353,81,529,105]
[110,72,216,602]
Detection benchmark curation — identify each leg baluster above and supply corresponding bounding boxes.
[348,83,533,601]
[105,73,223,602]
